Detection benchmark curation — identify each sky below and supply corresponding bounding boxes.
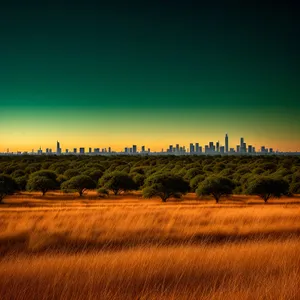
[1,1,300,152]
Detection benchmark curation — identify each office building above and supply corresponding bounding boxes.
[169,145,173,153]
[248,145,253,153]
[56,141,61,155]
[195,143,199,153]
[94,148,100,153]
[237,145,240,153]
[225,133,229,153]
[89,147,92,154]
[220,146,225,154]
[141,145,145,152]
[73,148,77,154]
[190,143,194,153]
[176,144,179,153]
[205,145,209,153]
[66,149,69,154]
[132,145,137,153]
[216,141,220,153]
[79,148,85,154]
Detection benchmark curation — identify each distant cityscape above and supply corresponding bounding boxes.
[1,134,299,156]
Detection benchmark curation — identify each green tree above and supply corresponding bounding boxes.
[0,175,17,202]
[189,174,205,192]
[99,171,137,195]
[61,175,96,196]
[247,177,289,203]
[15,176,28,191]
[143,173,189,202]
[26,176,57,196]
[196,176,235,203]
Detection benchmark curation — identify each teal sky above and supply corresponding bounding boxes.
[1,2,300,151]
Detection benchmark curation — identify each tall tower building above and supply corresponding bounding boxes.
[132,145,137,153]
[56,141,61,155]
[225,134,229,153]
[216,141,220,153]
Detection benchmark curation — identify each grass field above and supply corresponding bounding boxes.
[0,192,300,299]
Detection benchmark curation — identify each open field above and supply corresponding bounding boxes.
[0,193,300,299]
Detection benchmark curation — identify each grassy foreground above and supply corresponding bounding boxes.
[0,193,300,299]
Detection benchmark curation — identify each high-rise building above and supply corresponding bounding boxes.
[89,147,92,154]
[243,142,247,153]
[248,145,253,153]
[216,141,220,153]
[225,134,229,153]
[261,146,265,153]
[220,146,225,154]
[124,147,128,153]
[141,145,145,152]
[79,148,85,154]
[73,148,77,154]
[190,143,194,153]
[66,149,69,154]
[199,146,203,154]
[176,144,179,153]
[169,145,173,153]
[205,145,209,153]
[56,141,61,155]
[209,142,214,153]
[94,148,100,153]
[237,145,240,153]
[108,147,111,153]
[269,148,273,153]
[195,143,199,153]
[132,145,137,153]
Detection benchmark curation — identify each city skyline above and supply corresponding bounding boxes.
[2,133,298,155]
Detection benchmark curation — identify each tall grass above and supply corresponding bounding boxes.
[0,194,299,299]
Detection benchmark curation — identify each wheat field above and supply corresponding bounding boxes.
[0,193,300,299]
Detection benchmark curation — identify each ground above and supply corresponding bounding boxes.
[0,192,299,299]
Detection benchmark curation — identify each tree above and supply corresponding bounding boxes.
[61,175,96,196]
[15,176,28,191]
[196,176,235,203]
[189,174,205,192]
[26,176,57,196]
[247,177,289,203]
[0,175,17,202]
[142,173,189,202]
[99,171,137,195]
[30,170,58,182]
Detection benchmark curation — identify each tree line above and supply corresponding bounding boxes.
[0,155,299,203]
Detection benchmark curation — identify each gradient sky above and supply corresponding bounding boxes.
[1,1,300,152]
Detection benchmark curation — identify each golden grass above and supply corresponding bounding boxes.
[0,193,300,299]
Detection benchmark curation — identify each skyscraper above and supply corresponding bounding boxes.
[225,134,228,153]
[195,143,199,153]
[56,141,61,155]
[190,143,194,153]
[132,145,137,153]
[216,141,220,153]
